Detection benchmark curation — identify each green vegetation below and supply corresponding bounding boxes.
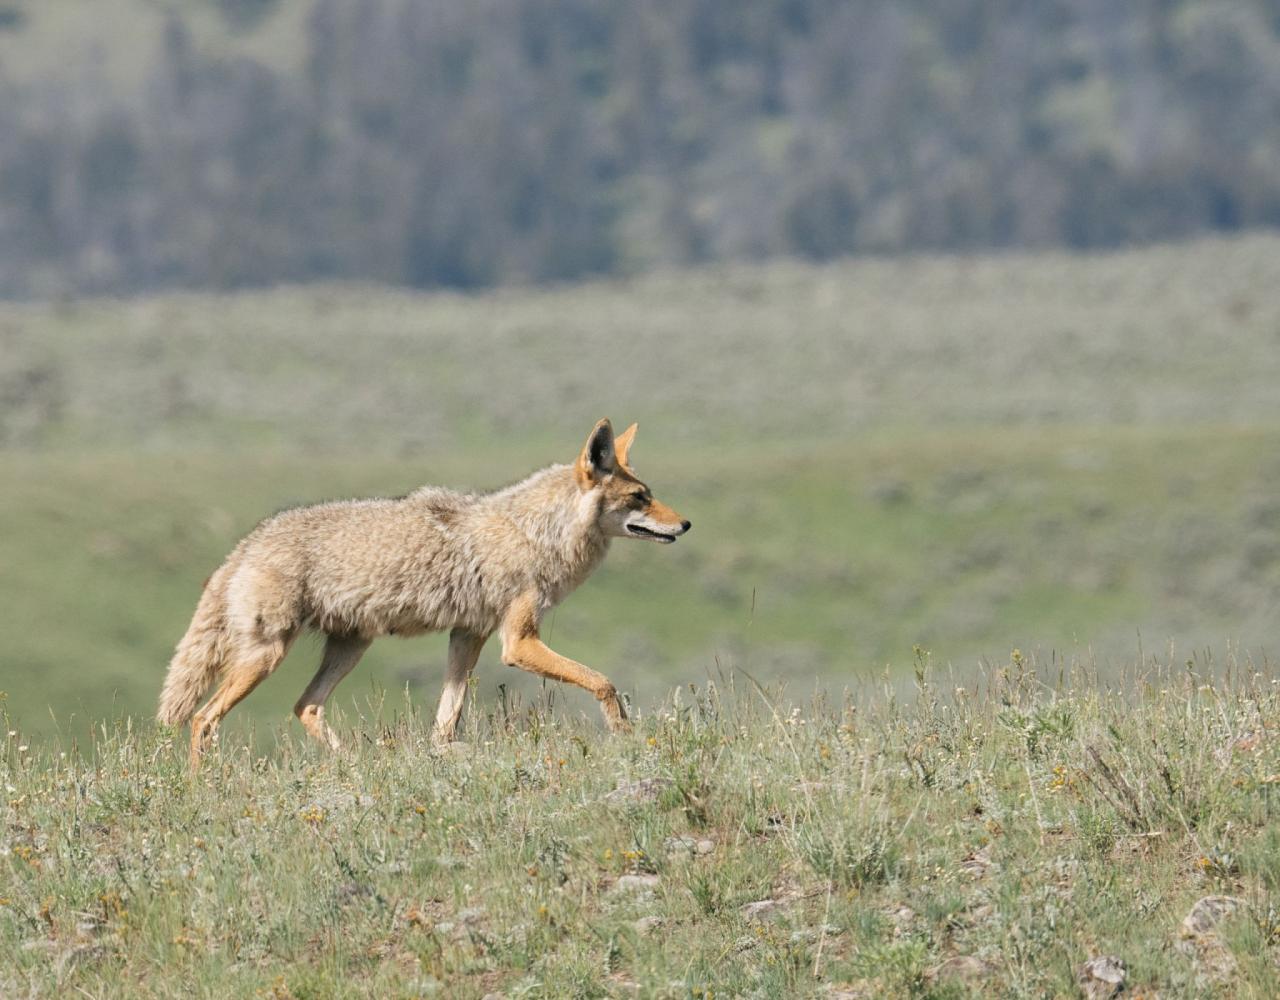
[4,655,1279,996]
[2,235,1278,741]
[4,427,1280,746]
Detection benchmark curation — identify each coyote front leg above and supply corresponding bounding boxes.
[500,594,630,732]
[432,628,488,745]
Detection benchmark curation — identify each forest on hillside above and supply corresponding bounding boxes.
[2,0,1279,296]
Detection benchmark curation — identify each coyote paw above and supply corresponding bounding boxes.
[608,716,634,735]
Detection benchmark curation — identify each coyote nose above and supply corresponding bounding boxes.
[680,520,692,532]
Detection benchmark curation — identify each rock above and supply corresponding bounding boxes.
[959,845,993,879]
[612,874,661,894]
[886,904,916,935]
[664,835,715,857]
[1181,895,1245,938]
[790,924,842,945]
[605,778,674,803]
[1178,896,1245,981]
[963,902,995,926]
[930,955,995,983]
[665,835,697,856]
[741,898,787,922]
[1077,956,1125,999]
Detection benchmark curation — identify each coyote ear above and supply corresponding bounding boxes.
[614,423,638,471]
[575,417,616,487]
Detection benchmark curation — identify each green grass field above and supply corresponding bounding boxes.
[2,234,1279,742]
[1,235,1279,995]
[4,657,1280,997]
[3,426,1279,746]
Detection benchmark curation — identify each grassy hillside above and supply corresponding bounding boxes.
[3,657,1279,997]
[1,235,1279,740]
[4,234,1280,452]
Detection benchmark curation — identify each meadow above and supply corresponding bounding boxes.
[2,234,1279,742]
[3,655,1280,997]
[2,235,1280,995]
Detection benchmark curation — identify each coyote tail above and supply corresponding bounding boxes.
[157,567,231,725]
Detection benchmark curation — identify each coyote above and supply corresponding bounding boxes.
[158,419,690,767]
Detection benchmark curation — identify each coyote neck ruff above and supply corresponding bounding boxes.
[157,418,691,769]
[474,464,613,608]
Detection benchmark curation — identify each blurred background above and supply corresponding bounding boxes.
[1,0,1278,743]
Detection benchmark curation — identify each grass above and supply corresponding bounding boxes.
[4,234,1280,455]
[3,425,1279,743]
[3,651,1280,997]
[2,233,1280,739]
[1,235,1278,993]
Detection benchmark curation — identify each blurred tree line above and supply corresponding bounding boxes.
[1,0,1279,296]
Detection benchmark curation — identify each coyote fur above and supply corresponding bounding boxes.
[158,419,691,767]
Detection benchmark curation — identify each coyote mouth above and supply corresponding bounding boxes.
[627,523,676,543]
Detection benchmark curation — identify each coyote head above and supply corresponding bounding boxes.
[575,418,691,544]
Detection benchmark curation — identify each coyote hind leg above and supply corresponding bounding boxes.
[189,634,293,771]
[294,634,372,750]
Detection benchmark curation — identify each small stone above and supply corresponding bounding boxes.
[886,904,916,931]
[612,874,661,893]
[1077,956,1125,999]
[1178,896,1245,981]
[605,777,674,803]
[930,955,994,983]
[1181,895,1245,938]
[663,834,716,856]
[964,903,995,925]
[665,835,697,856]
[959,845,993,878]
[741,898,787,922]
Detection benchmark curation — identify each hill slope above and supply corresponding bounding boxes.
[3,658,1279,997]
